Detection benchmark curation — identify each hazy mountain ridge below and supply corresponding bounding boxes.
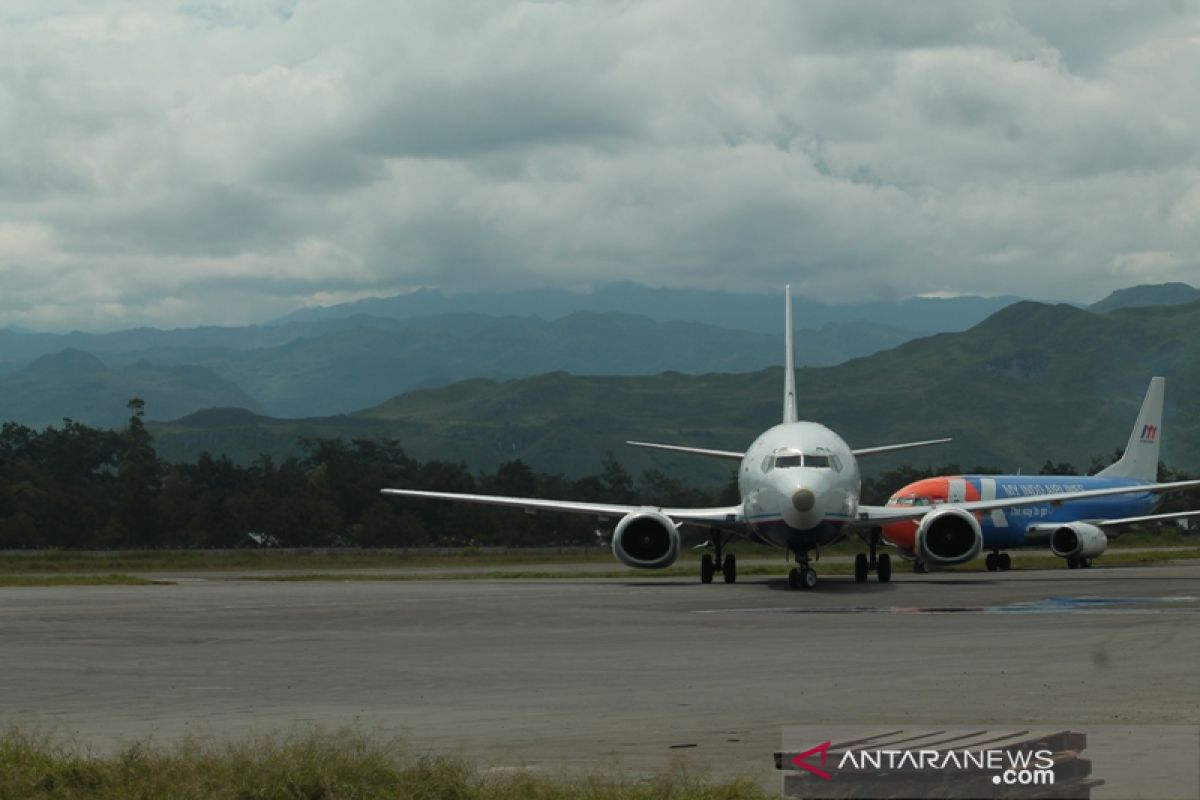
[3,282,1194,432]
[0,349,265,428]
[0,311,923,420]
[1088,282,1199,313]
[273,282,1020,334]
[146,299,1200,481]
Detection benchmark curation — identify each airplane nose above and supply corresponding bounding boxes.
[791,488,816,513]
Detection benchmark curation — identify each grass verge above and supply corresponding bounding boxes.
[0,548,679,574]
[0,727,770,800]
[1,540,1196,582]
[244,547,1200,583]
[0,574,167,588]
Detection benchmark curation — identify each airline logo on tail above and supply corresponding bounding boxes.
[1141,424,1158,443]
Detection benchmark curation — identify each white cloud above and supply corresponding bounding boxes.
[1,0,1198,331]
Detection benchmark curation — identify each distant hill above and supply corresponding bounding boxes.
[272,282,1020,335]
[0,349,265,428]
[1088,282,1200,313]
[0,311,923,419]
[204,312,928,417]
[149,299,1200,481]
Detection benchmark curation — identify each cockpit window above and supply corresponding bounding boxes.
[771,453,832,469]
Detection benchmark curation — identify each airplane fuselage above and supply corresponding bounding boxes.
[738,421,862,554]
[883,475,1160,551]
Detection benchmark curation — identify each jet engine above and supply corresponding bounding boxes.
[915,507,984,565]
[611,510,680,569]
[1050,522,1108,560]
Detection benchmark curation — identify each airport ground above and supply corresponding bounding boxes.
[2,557,1199,794]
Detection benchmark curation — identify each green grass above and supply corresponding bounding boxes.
[0,549,615,574]
[0,574,167,588]
[243,547,1200,583]
[0,543,787,575]
[1,540,1195,583]
[0,727,771,800]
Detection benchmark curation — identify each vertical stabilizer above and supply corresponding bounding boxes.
[782,285,798,424]
[1097,377,1164,481]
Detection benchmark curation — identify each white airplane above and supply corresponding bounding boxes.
[383,288,1200,589]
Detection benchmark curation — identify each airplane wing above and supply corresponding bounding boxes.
[625,441,744,461]
[851,438,953,457]
[855,478,1200,525]
[380,488,744,529]
[625,437,954,461]
[1024,508,1200,544]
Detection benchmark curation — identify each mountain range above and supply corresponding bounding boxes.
[273,282,1021,334]
[0,282,1030,422]
[1,281,1196,439]
[0,350,264,428]
[146,298,1200,483]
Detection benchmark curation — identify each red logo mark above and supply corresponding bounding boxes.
[1141,424,1158,442]
[791,741,833,780]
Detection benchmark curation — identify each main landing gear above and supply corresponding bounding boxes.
[1066,558,1093,569]
[985,550,1012,572]
[788,549,819,590]
[699,533,737,584]
[853,529,892,584]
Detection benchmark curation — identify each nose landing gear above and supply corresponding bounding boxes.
[788,549,819,590]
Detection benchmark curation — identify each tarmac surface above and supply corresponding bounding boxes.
[2,562,1199,785]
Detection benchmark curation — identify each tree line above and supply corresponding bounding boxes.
[0,401,733,550]
[1,401,1195,549]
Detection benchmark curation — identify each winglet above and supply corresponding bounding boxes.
[783,285,797,424]
[1097,377,1164,481]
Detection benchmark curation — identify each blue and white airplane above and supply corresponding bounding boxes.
[879,377,1200,574]
[383,290,1200,589]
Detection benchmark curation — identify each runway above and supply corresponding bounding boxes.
[2,563,1198,783]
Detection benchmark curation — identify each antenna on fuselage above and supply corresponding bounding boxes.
[783,285,798,424]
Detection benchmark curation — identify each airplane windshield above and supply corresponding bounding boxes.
[890,496,930,506]
[773,454,831,469]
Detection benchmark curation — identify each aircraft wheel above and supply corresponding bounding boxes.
[854,553,869,583]
[985,553,997,572]
[877,554,891,583]
[913,559,928,574]
[722,553,737,584]
[1079,558,1092,569]
[1066,558,1079,569]
[701,554,715,584]
[998,553,1012,571]
[802,567,818,590]
[788,568,801,589]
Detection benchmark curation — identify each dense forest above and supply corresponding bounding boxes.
[1,400,1196,550]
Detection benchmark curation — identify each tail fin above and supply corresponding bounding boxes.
[1097,377,1164,481]
[782,285,797,424]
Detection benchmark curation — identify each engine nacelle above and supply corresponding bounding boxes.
[1050,522,1108,560]
[611,510,681,569]
[915,507,984,565]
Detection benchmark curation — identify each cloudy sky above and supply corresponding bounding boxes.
[2,1,1198,331]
